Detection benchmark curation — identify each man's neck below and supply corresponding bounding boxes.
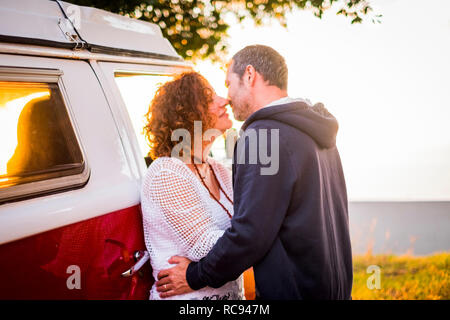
[252,92,288,114]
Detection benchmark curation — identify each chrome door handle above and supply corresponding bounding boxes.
[121,251,150,277]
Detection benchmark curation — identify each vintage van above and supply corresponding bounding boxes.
[0,0,194,299]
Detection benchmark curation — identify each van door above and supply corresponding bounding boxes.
[0,54,151,299]
[96,62,257,300]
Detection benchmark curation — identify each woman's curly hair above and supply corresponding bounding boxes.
[144,72,215,160]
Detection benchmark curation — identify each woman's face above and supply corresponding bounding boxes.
[208,90,233,133]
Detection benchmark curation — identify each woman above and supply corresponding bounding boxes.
[141,72,244,300]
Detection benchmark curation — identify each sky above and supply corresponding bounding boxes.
[195,0,450,201]
[2,0,448,202]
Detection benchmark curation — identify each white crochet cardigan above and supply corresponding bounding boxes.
[140,156,244,300]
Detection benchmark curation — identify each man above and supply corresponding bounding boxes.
[156,45,353,299]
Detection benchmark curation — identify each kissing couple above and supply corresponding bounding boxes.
[140,44,353,300]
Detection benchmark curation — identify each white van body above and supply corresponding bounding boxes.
[0,0,191,299]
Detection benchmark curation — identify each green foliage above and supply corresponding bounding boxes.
[352,253,450,300]
[68,0,378,61]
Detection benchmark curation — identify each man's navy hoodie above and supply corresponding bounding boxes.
[186,101,353,300]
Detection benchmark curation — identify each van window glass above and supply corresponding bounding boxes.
[0,81,84,190]
[114,74,172,159]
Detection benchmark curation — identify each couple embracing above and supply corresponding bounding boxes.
[140,45,353,300]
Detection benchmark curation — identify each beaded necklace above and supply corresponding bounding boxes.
[193,162,233,219]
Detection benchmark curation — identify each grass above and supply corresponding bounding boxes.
[351,252,450,300]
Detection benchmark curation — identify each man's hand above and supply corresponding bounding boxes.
[156,256,194,298]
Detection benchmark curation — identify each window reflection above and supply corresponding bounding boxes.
[0,81,84,189]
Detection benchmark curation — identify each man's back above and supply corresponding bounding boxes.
[234,101,353,299]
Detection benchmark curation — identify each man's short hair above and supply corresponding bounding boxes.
[231,45,288,90]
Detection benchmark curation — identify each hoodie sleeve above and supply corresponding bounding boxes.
[186,124,298,289]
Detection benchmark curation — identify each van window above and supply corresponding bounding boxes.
[0,81,85,201]
[114,73,172,162]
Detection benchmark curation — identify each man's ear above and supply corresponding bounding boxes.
[244,65,256,87]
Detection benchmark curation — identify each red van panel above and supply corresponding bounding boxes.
[0,205,152,299]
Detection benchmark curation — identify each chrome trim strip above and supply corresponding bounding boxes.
[0,43,192,67]
[0,66,63,82]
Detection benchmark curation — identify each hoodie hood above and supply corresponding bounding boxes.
[241,101,339,149]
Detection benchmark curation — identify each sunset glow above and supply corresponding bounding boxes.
[0,85,50,177]
[194,0,450,201]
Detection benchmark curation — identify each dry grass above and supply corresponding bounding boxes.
[351,252,450,300]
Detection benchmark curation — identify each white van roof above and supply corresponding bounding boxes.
[0,0,182,61]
